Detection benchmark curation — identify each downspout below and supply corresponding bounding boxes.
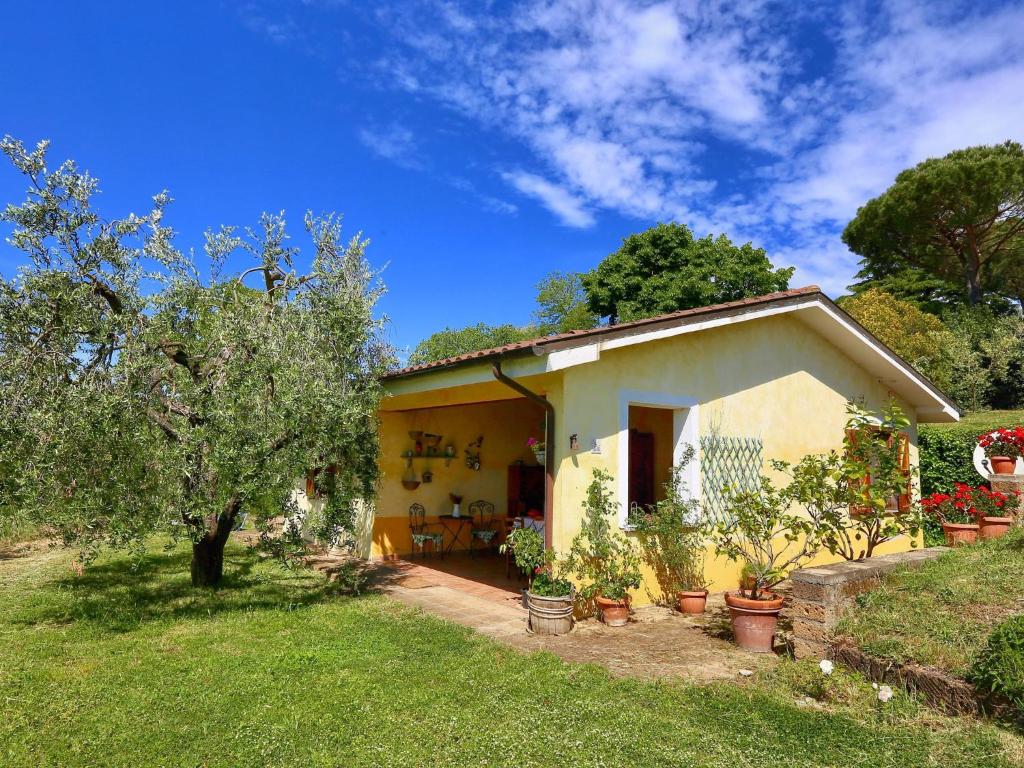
[492,361,554,550]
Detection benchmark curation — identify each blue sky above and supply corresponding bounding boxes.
[2,1,1022,356]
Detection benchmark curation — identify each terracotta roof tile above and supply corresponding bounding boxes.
[386,286,822,379]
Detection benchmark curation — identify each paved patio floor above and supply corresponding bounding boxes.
[310,551,780,683]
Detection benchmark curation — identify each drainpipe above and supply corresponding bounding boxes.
[492,361,554,550]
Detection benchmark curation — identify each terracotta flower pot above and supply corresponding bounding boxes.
[676,590,708,615]
[989,456,1018,475]
[979,516,1014,540]
[725,591,784,653]
[595,595,630,626]
[942,522,979,547]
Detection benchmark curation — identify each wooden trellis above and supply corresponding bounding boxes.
[700,435,764,522]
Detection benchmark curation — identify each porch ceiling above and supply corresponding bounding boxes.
[381,370,560,412]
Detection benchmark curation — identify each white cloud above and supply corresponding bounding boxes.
[357,123,422,169]
[501,170,595,227]
[355,0,1024,294]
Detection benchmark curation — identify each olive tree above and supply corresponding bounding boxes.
[0,137,391,586]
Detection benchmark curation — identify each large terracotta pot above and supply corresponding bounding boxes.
[676,590,708,615]
[942,522,979,547]
[979,516,1014,540]
[595,595,630,626]
[725,591,784,653]
[990,456,1018,475]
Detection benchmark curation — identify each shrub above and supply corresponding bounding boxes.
[632,447,708,601]
[565,469,642,602]
[969,614,1024,718]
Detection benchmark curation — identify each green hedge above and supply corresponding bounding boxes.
[970,614,1024,720]
[919,411,1024,496]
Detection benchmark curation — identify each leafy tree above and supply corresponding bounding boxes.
[532,270,597,334]
[942,306,1024,412]
[582,223,793,323]
[407,322,538,366]
[843,142,1024,306]
[838,289,954,392]
[0,136,390,586]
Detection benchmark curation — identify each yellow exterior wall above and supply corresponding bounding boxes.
[548,314,920,604]
[370,397,545,557]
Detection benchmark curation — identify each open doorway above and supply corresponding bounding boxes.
[616,391,700,528]
[628,405,675,512]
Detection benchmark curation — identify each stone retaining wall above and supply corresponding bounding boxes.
[789,547,948,661]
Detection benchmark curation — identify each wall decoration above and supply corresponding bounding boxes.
[465,435,483,470]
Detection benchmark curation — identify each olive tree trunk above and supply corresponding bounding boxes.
[190,504,239,587]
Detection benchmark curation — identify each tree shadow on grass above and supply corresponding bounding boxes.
[10,544,353,633]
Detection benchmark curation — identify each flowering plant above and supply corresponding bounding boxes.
[526,437,545,452]
[979,427,1024,460]
[449,492,463,505]
[920,483,1010,524]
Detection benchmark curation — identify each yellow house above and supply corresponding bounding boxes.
[365,286,958,603]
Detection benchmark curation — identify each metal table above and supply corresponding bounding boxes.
[438,514,474,554]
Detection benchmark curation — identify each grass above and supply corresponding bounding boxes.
[931,410,1024,431]
[837,528,1024,675]
[1,542,1022,767]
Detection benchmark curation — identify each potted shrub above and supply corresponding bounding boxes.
[921,485,980,546]
[710,477,825,653]
[633,449,710,614]
[979,427,1024,475]
[566,469,642,627]
[500,526,573,634]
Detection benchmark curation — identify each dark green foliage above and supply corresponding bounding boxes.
[843,141,1024,306]
[582,222,793,323]
[970,614,1024,718]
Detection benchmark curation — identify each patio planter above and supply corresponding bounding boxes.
[989,456,1018,475]
[595,595,630,626]
[942,522,979,547]
[979,516,1013,539]
[725,591,783,653]
[527,592,573,635]
[676,589,708,615]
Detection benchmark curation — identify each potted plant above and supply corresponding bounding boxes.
[633,449,710,614]
[920,485,980,546]
[973,485,1015,540]
[500,527,573,635]
[526,436,546,465]
[710,477,825,653]
[566,469,642,627]
[979,427,1024,475]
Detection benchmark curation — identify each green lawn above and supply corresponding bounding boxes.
[837,529,1024,675]
[1,542,1021,768]
[934,410,1024,431]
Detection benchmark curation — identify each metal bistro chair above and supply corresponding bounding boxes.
[409,503,444,559]
[468,500,497,557]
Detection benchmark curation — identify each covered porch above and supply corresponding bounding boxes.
[370,369,557,593]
